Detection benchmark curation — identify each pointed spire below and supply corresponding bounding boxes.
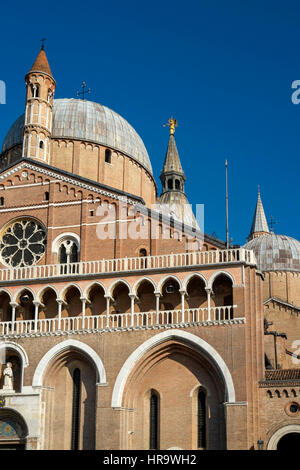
[248,186,270,239]
[28,46,53,77]
[160,118,185,184]
[159,118,198,228]
[161,133,185,174]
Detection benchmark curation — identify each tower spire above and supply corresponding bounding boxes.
[248,186,270,240]
[28,44,53,77]
[22,46,56,163]
[160,118,185,190]
[159,118,198,229]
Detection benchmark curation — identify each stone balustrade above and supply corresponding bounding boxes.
[0,248,256,283]
[0,305,244,338]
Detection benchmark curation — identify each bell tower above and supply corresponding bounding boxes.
[22,44,55,163]
[160,118,186,195]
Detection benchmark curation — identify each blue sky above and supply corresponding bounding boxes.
[1,0,300,245]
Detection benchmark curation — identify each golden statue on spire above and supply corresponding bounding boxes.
[164,117,178,135]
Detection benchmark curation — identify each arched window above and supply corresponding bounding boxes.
[70,244,78,263]
[0,197,4,206]
[139,248,147,257]
[168,179,173,190]
[39,141,44,149]
[71,368,81,450]
[58,240,79,264]
[197,388,206,449]
[175,179,180,190]
[59,244,68,264]
[30,84,39,98]
[105,149,112,164]
[149,391,159,449]
[44,191,49,201]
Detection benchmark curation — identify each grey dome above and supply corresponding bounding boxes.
[2,115,24,153]
[244,233,300,272]
[2,98,152,174]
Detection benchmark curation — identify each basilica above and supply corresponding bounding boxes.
[0,46,300,450]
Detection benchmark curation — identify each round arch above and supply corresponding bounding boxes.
[51,232,81,255]
[267,424,300,450]
[108,279,132,298]
[32,339,107,386]
[111,330,236,408]
[132,277,157,296]
[84,281,107,298]
[0,407,29,439]
[59,283,83,301]
[182,273,208,291]
[0,288,12,300]
[36,285,59,303]
[208,271,236,289]
[0,342,29,393]
[13,286,37,303]
[0,342,29,368]
[157,275,182,295]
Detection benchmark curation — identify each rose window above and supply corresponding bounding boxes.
[0,219,47,267]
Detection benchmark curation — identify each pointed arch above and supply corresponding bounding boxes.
[109,279,132,298]
[84,281,107,298]
[132,277,157,296]
[111,330,236,408]
[0,288,12,301]
[183,273,208,291]
[157,275,182,294]
[208,271,235,289]
[60,283,83,301]
[32,339,107,386]
[36,285,59,303]
[13,286,37,303]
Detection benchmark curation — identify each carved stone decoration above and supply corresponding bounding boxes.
[0,218,46,267]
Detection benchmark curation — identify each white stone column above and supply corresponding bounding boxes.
[205,288,212,322]
[80,297,87,329]
[154,292,161,324]
[105,295,111,328]
[129,294,136,327]
[9,302,18,332]
[179,289,186,323]
[33,301,41,332]
[57,299,63,331]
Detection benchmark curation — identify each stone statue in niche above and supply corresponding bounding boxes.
[2,362,14,391]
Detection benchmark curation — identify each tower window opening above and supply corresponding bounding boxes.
[149,391,159,449]
[197,389,206,449]
[30,84,40,98]
[39,141,44,149]
[44,191,49,201]
[0,197,4,206]
[71,368,81,450]
[168,179,173,190]
[105,149,112,164]
[175,179,180,190]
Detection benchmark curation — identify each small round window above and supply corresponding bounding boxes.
[285,401,300,417]
[0,219,47,267]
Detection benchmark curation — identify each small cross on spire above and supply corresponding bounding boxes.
[40,38,46,50]
[269,215,278,233]
[76,82,91,100]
